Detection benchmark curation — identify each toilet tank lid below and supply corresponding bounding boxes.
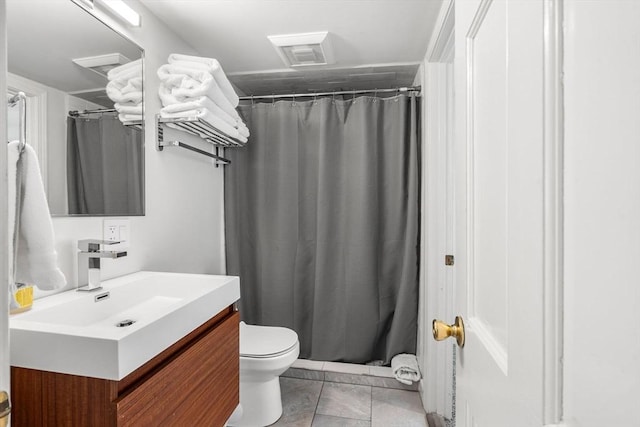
[240,322,299,357]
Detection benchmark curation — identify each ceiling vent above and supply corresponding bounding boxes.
[72,53,131,78]
[268,32,334,68]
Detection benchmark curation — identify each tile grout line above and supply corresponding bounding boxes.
[310,379,326,426]
[370,381,374,425]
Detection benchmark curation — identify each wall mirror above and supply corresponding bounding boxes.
[7,0,145,216]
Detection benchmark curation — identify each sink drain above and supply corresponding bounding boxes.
[116,319,136,327]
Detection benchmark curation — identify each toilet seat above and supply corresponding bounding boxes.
[240,322,299,358]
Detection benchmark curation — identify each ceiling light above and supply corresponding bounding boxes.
[72,53,132,78]
[98,0,141,27]
[268,32,335,68]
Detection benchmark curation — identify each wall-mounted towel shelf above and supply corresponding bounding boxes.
[68,108,143,130]
[156,115,246,166]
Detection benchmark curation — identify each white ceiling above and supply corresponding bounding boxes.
[140,0,444,95]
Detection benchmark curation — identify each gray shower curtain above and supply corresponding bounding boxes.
[225,94,420,364]
[67,115,143,215]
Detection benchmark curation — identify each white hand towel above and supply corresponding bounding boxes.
[157,64,240,121]
[167,54,239,106]
[160,108,247,143]
[107,58,143,81]
[391,353,421,385]
[8,141,66,291]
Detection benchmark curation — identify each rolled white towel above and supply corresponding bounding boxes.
[107,58,142,81]
[157,64,239,121]
[161,96,239,128]
[106,80,142,104]
[118,113,143,122]
[238,122,250,138]
[391,353,421,385]
[115,102,143,115]
[167,54,239,107]
[8,141,66,291]
[161,108,247,143]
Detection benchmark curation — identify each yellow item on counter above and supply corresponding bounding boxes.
[10,284,33,314]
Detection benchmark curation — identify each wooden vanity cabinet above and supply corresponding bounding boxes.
[11,306,239,427]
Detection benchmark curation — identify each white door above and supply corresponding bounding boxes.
[447,0,554,425]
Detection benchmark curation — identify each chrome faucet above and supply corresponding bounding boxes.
[77,239,127,292]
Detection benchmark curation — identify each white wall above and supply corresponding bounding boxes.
[563,1,640,426]
[43,1,226,296]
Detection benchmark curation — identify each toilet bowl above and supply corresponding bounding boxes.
[227,321,299,427]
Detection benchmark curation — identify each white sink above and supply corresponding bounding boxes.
[10,271,240,380]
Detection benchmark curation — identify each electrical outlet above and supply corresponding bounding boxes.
[103,219,130,250]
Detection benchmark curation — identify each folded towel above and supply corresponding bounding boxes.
[167,54,239,106]
[107,58,143,81]
[115,102,143,115]
[8,141,66,292]
[106,80,143,104]
[111,76,143,94]
[160,108,247,143]
[238,122,250,138]
[160,96,240,129]
[391,353,421,385]
[157,64,239,121]
[118,113,143,122]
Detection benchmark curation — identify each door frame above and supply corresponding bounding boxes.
[1,0,11,422]
[420,1,566,425]
[541,0,564,424]
[419,0,456,418]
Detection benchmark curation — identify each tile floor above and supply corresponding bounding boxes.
[270,376,428,427]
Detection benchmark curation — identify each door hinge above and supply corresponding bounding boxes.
[445,255,455,266]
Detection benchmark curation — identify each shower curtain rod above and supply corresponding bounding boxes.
[69,108,117,117]
[238,86,421,101]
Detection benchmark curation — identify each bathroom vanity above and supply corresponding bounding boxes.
[9,272,240,426]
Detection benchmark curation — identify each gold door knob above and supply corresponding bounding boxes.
[0,390,10,427]
[432,316,465,348]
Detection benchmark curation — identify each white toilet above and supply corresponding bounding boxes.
[228,321,300,427]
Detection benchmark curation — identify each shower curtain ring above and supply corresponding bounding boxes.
[313,93,318,105]
[272,95,276,106]
[251,95,255,108]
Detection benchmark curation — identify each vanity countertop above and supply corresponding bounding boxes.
[10,271,240,380]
